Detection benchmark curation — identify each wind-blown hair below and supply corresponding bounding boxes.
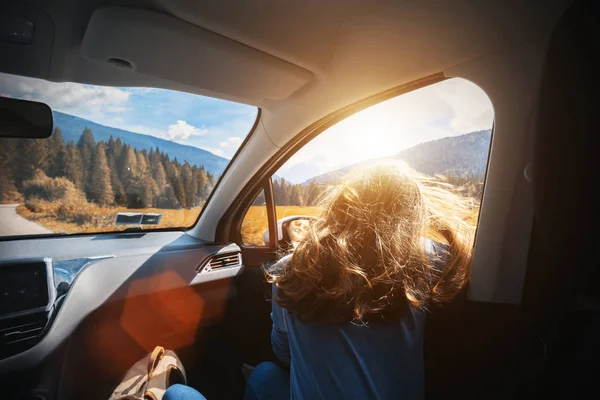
[267,162,475,323]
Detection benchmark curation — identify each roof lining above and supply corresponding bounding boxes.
[79,7,313,104]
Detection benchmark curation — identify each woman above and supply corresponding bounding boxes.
[245,163,474,400]
[166,163,474,399]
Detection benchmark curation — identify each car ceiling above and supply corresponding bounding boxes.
[3,1,571,109]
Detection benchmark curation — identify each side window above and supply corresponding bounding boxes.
[271,78,493,242]
[272,177,325,219]
[240,188,268,246]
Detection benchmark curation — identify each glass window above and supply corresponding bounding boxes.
[272,78,493,234]
[0,72,258,237]
[241,189,268,246]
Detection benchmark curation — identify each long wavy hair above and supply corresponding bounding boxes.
[267,162,475,323]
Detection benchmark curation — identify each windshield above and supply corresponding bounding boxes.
[0,72,258,238]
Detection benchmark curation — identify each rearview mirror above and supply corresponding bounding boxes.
[0,97,53,139]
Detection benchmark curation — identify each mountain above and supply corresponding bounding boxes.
[395,129,491,177]
[305,129,492,184]
[52,112,229,175]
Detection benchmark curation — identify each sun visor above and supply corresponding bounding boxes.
[80,7,313,104]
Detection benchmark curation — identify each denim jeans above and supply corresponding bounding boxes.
[244,361,290,400]
[164,384,207,400]
[163,361,289,400]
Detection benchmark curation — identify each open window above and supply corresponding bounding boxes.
[239,78,494,254]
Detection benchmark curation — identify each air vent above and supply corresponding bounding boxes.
[200,252,241,272]
[1,320,44,345]
[0,312,48,359]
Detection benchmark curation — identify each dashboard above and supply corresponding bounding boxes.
[0,256,116,360]
[0,230,244,392]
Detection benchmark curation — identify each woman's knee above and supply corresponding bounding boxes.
[163,384,207,400]
[253,361,287,377]
[245,362,290,400]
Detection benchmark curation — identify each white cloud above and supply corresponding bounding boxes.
[106,105,129,113]
[219,136,243,149]
[201,147,225,157]
[196,137,244,159]
[0,73,130,113]
[160,120,207,141]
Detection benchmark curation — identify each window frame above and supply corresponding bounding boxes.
[235,178,278,249]
[220,73,448,245]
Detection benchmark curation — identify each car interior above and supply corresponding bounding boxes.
[0,0,598,399]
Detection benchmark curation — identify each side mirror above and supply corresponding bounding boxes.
[263,215,317,249]
[0,97,53,139]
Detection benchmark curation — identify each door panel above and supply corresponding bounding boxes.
[424,299,544,399]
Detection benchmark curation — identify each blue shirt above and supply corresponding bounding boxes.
[270,255,426,400]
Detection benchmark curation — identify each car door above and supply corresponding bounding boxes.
[215,75,547,400]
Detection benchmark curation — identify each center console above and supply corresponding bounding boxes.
[0,258,57,360]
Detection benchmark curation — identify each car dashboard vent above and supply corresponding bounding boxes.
[200,252,242,272]
[0,312,48,359]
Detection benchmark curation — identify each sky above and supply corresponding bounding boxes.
[276,78,494,183]
[0,72,258,159]
[0,73,493,183]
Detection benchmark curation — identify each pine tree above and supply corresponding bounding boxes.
[0,139,18,201]
[279,178,291,205]
[107,136,123,162]
[289,185,304,206]
[107,152,126,205]
[78,127,96,198]
[153,162,168,194]
[0,138,18,170]
[272,178,282,204]
[164,158,179,185]
[208,172,216,187]
[135,151,158,207]
[77,128,95,169]
[120,147,140,207]
[153,162,181,208]
[172,176,187,208]
[156,185,180,209]
[89,143,114,205]
[47,127,68,178]
[181,162,196,207]
[0,170,18,202]
[149,147,162,176]
[115,138,124,154]
[14,139,51,187]
[65,142,85,191]
[197,168,209,200]
[0,138,18,198]
[119,147,138,183]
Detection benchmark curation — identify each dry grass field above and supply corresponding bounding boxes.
[240,204,480,246]
[17,201,200,234]
[16,200,479,241]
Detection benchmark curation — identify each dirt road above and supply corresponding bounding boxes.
[0,204,52,236]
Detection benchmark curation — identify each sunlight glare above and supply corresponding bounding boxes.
[277,78,494,184]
